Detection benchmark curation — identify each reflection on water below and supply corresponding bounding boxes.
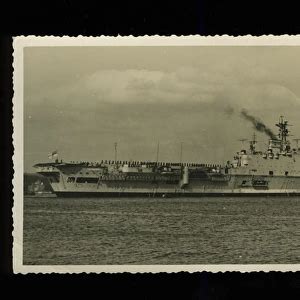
[23,197,300,265]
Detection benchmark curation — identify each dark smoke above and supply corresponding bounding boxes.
[240,109,278,140]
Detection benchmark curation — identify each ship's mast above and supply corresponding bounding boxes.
[275,116,290,152]
[238,138,247,149]
[253,132,256,144]
[114,142,118,161]
[179,142,183,164]
[156,141,160,164]
[249,132,257,154]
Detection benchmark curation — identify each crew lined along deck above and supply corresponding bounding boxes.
[67,160,222,169]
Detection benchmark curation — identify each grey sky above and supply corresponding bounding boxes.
[24,46,300,172]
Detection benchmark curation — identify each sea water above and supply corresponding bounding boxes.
[23,197,300,265]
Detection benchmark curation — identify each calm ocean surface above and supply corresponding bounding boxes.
[23,196,300,265]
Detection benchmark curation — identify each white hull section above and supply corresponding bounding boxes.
[49,174,300,197]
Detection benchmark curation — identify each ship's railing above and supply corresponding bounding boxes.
[98,174,180,181]
[35,166,59,172]
[67,160,221,168]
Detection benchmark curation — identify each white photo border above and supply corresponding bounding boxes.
[13,35,300,274]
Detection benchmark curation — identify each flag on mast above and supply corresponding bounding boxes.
[48,150,58,160]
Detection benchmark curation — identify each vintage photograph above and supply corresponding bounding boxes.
[13,36,300,272]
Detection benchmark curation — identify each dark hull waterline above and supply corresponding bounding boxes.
[54,191,300,198]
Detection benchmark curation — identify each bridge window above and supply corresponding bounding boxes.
[269,171,273,176]
[67,177,75,183]
[285,171,289,176]
[76,177,99,183]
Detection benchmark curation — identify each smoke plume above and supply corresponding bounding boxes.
[240,109,278,140]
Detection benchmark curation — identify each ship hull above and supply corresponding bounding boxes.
[37,162,300,198]
[48,173,300,197]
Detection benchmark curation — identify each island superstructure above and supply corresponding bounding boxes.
[34,116,300,197]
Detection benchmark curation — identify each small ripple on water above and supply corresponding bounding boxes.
[23,196,300,265]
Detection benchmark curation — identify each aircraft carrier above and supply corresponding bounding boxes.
[34,116,300,197]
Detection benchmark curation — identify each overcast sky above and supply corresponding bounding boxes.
[24,46,300,172]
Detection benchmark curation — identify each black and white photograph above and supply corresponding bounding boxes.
[13,36,300,272]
